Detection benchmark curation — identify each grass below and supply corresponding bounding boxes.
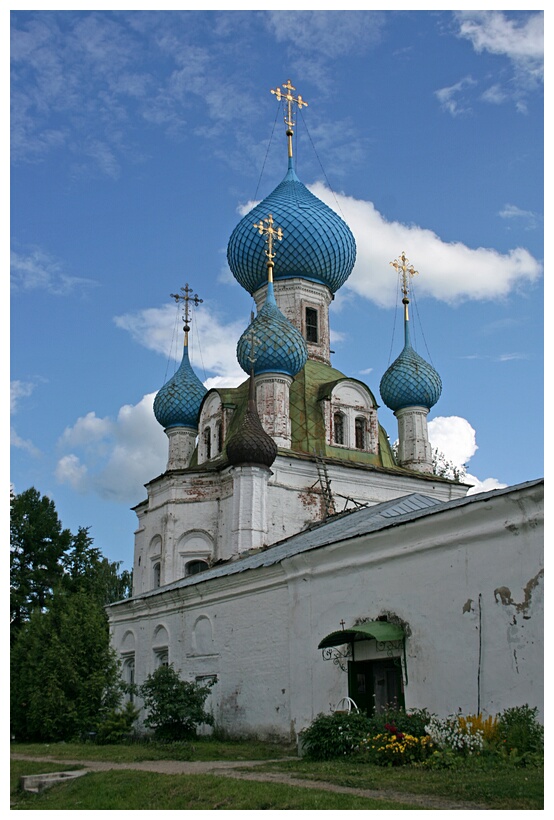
[11,737,296,763]
[252,757,544,810]
[10,762,420,811]
[11,740,543,810]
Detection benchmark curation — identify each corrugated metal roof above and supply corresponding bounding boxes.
[112,478,543,606]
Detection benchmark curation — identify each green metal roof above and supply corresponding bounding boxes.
[188,359,397,470]
[318,621,405,649]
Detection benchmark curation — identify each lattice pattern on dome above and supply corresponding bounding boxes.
[228,168,356,295]
[380,345,442,413]
[153,347,207,429]
[237,293,308,377]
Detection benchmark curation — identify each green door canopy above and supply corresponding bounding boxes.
[318,622,404,649]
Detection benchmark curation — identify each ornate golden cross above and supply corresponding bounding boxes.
[390,252,418,298]
[270,79,308,158]
[253,214,283,282]
[170,284,203,345]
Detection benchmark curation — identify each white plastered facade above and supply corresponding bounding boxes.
[108,480,543,739]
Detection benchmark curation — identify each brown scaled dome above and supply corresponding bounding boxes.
[226,378,277,468]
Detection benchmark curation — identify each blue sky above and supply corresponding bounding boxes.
[10,8,544,570]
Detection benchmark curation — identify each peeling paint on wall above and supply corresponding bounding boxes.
[494,569,543,614]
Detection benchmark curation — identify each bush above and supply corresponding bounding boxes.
[96,701,140,744]
[365,707,432,739]
[299,712,373,760]
[139,664,214,741]
[424,715,484,755]
[497,705,543,758]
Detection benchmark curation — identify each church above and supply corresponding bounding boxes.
[107,81,543,739]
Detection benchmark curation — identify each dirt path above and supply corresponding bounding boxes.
[11,754,489,810]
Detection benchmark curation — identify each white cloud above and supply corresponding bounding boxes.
[10,380,41,456]
[453,11,543,111]
[308,182,542,308]
[265,11,385,59]
[11,427,41,457]
[434,76,477,117]
[55,454,88,491]
[114,302,247,382]
[10,380,35,414]
[11,248,98,295]
[428,415,507,495]
[454,11,543,70]
[465,474,508,496]
[428,415,478,468]
[56,393,168,502]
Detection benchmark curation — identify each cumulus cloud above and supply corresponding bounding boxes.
[114,302,247,382]
[11,248,98,295]
[307,183,542,308]
[428,415,507,495]
[56,393,168,502]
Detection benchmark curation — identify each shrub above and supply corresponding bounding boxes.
[299,711,373,760]
[497,705,543,757]
[366,707,432,739]
[96,701,140,744]
[139,664,214,741]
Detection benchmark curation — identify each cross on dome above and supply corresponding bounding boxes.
[170,283,203,346]
[253,213,283,282]
[270,79,308,159]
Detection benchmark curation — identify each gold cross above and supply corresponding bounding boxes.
[253,214,283,283]
[390,252,418,299]
[270,79,308,158]
[170,284,203,345]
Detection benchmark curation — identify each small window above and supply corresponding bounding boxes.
[203,427,211,460]
[215,421,223,455]
[186,559,209,576]
[305,307,319,343]
[355,417,366,450]
[153,562,161,588]
[333,412,345,445]
[154,649,169,668]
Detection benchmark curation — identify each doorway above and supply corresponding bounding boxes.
[348,659,404,714]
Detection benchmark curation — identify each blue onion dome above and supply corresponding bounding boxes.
[227,160,356,295]
[380,324,442,412]
[236,281,308,377]
[153,345,207,429]
[226,377,278,468]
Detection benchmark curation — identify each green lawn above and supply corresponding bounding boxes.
[253,757,544,810]
[11,737,296,763]
[10,762,420,811]
[11,741,543,810]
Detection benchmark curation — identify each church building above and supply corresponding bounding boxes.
[107,81,543,738]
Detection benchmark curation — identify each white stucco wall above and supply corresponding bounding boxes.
[109,481,543,739]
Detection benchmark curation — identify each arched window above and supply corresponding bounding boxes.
[203,427,211,459]
[333,411,345,445]
[153,562,161,588]
[123,656,135,703]
[355,417,366,450]
[186,559,209,577]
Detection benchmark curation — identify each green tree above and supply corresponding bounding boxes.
[10,487,72,634]
[10,487,132,741]
[139,664,214,740]
[10,589,123,741]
